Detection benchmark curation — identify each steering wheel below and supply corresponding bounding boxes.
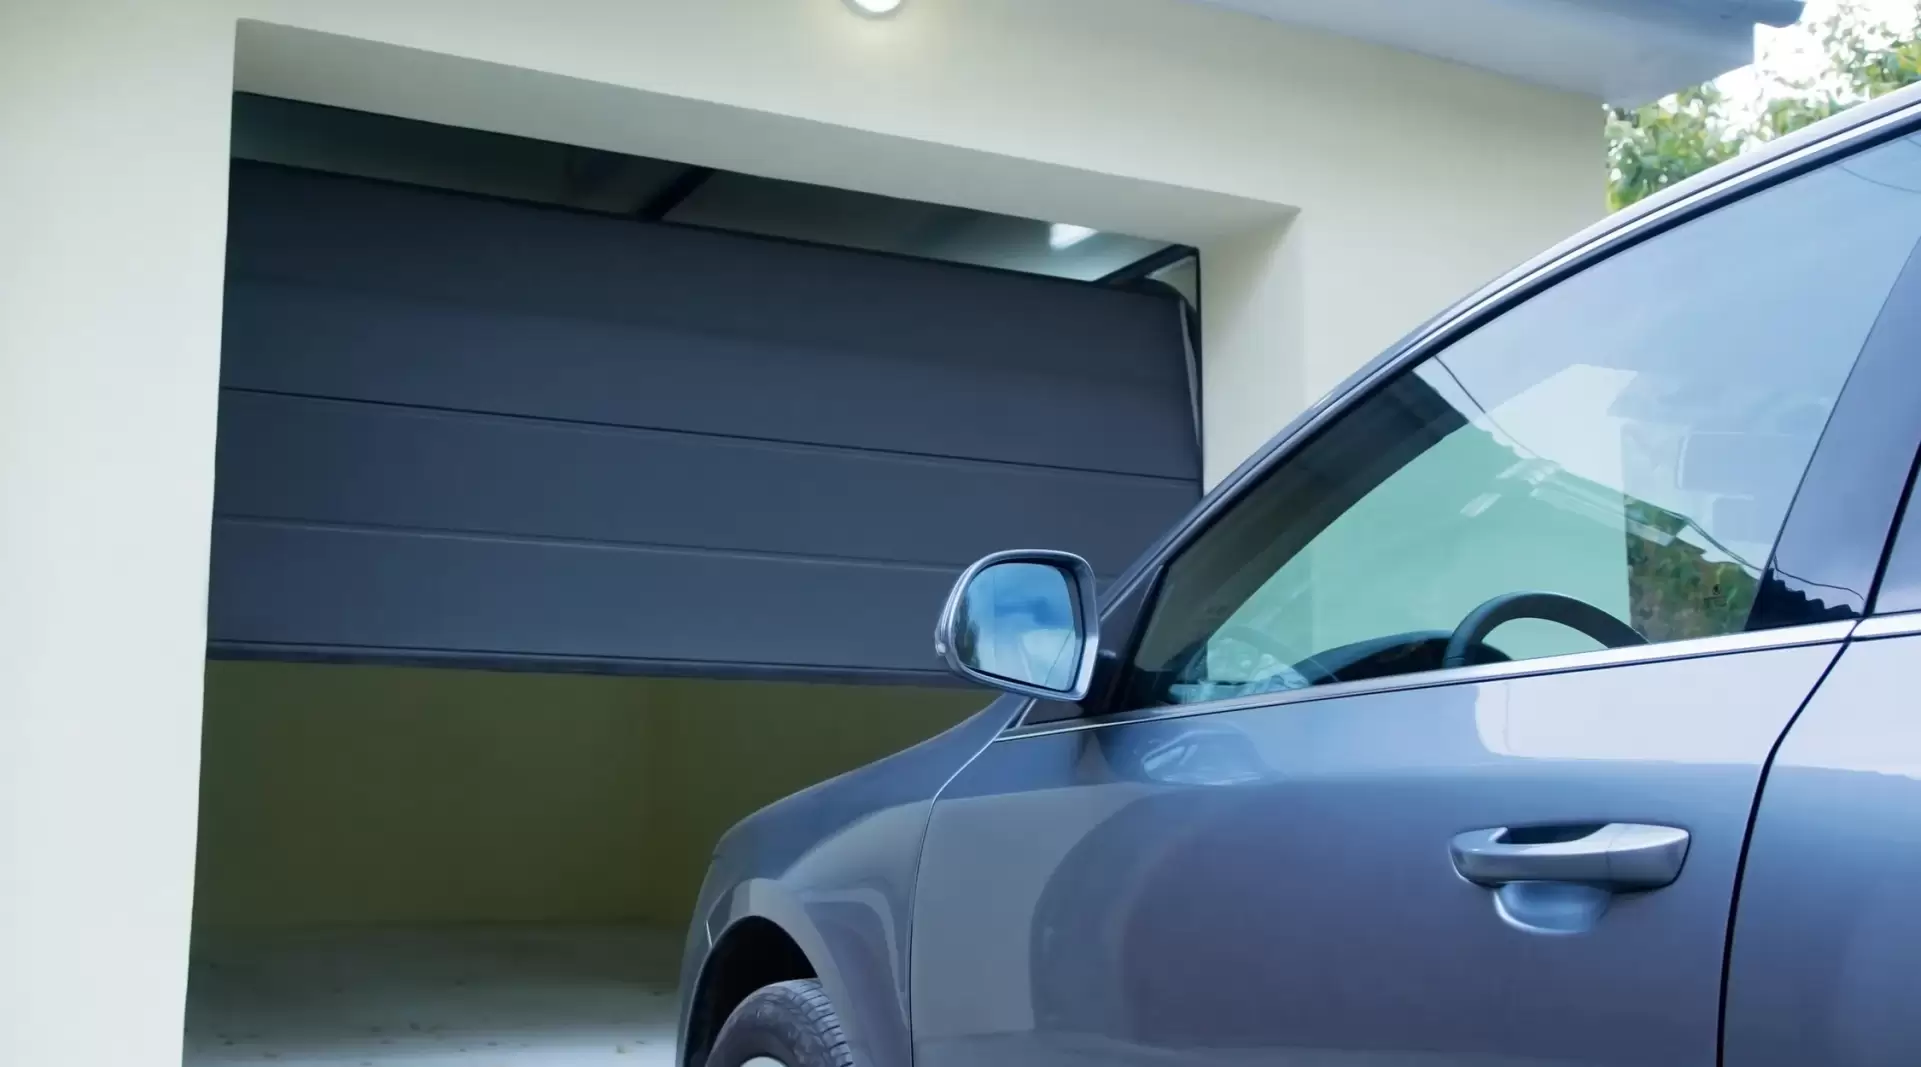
[1442,591,1647,669]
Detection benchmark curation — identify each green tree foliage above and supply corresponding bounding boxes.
[1606,86,1745,211]
[1607,1,1921,210]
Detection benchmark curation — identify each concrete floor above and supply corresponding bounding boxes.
[183,925,681,1067]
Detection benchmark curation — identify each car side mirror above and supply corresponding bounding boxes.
[934,550,1100,702]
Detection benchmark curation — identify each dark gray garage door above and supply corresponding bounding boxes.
[208,163,1201,683]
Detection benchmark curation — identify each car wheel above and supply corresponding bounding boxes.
[706,979,855,1067]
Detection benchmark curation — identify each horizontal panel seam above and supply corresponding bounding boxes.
[213,513,1125,581]
[221,269,1192,396]
[219,386,1202,488]
[214,514,962,573]
[207,640,958,679]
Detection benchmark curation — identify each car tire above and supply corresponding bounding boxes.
[706,979,855,1067]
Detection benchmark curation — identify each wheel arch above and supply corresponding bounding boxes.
[685,914,820,1067]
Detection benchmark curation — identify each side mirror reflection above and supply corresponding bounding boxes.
[934,550,1099,701]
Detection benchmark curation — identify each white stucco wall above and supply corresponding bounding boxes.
[0,2,1599,1064]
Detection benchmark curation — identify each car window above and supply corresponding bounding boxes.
[1121,133,1921,712]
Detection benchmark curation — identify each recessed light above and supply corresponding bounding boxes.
[1049,224,1099,251]
[844,0,903,17]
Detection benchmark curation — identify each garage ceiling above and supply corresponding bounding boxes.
[230,94,1190,291]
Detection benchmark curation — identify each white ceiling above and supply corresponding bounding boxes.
[1185,0,1805,104]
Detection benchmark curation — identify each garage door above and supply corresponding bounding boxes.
[208,163,1201,683]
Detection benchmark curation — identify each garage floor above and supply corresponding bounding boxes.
[183,925,680,1067]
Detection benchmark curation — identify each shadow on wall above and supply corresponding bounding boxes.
[193,661,983,930]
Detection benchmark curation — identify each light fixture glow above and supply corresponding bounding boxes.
[1048,223,1099,251]
[844,0,904,16]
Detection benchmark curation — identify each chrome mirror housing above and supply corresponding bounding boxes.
[934,549,1100,702]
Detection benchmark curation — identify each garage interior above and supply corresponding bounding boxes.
[185,96,1203,1067]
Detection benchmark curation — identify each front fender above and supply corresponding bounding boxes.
[698,881,879,1063]
[691,876,899,1067]
[679,697,1021,1067]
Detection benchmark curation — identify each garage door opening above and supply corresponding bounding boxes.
[188,96,1203,1067]
[186,662,980,1067]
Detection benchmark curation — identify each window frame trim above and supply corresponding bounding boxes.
[1864,437,1921,617]
[1854,611,1921,639]
[1001,620,1857,741]
[1007,94,1921,739]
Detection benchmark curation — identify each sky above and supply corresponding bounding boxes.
[1716,0,1921,119]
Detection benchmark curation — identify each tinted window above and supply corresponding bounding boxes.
[1874,468,1921,614]
[1122,133,1921,710]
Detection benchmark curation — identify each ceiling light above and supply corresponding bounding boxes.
[1048,224,1098,251]
[844,0,904,16]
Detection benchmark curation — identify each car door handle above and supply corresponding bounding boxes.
[1450,823,1690,891]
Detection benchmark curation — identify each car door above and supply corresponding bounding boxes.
[1722,470,1921,1065]
[910,125,1921,1067]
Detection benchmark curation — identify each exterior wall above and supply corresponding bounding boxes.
[195,663,980,930]
[0,5,237,1067]
[0,1,1600,1064]
[217,0,1602,482]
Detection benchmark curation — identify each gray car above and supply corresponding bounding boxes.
[677,84,1921,1067]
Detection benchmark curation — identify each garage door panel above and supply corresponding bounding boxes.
[214,391,1191,577]
[213,164,1201,678]
[209,519,955,678]
[221,278,1196,480]
[228,165,1190,388]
